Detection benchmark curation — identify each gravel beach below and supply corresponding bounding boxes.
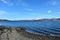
[0,28,60,40]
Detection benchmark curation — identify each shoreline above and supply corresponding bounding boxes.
[0,26,60,40]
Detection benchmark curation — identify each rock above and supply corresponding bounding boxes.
[0,28,60,40]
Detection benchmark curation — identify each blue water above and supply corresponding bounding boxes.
[0,20,60,37]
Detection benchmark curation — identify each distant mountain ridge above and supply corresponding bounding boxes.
[0,18,60,21]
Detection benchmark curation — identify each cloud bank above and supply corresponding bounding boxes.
[48,10,52,13]
[0,10,7,14]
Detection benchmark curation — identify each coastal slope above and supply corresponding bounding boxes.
[0,27,60,40]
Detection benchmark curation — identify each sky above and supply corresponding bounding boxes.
[0,0,60,20]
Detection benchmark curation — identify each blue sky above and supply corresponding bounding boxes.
[0,0,60,20]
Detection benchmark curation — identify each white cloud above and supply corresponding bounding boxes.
[48,10,52,13]
[1,0,13,6]
[16,0,29,7]
[0,0,33,11]
[20,2,29,7]
[0,0,29,7]
[0,10,7,14]
[50,0,60,6]
[52,1,57,6]
[22,18,42,20]
[1,0,8,4]
[57,12,60,14]
[48,0,58,6]
[33,18,42,20]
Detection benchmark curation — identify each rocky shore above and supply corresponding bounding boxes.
[0,26,60,40]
